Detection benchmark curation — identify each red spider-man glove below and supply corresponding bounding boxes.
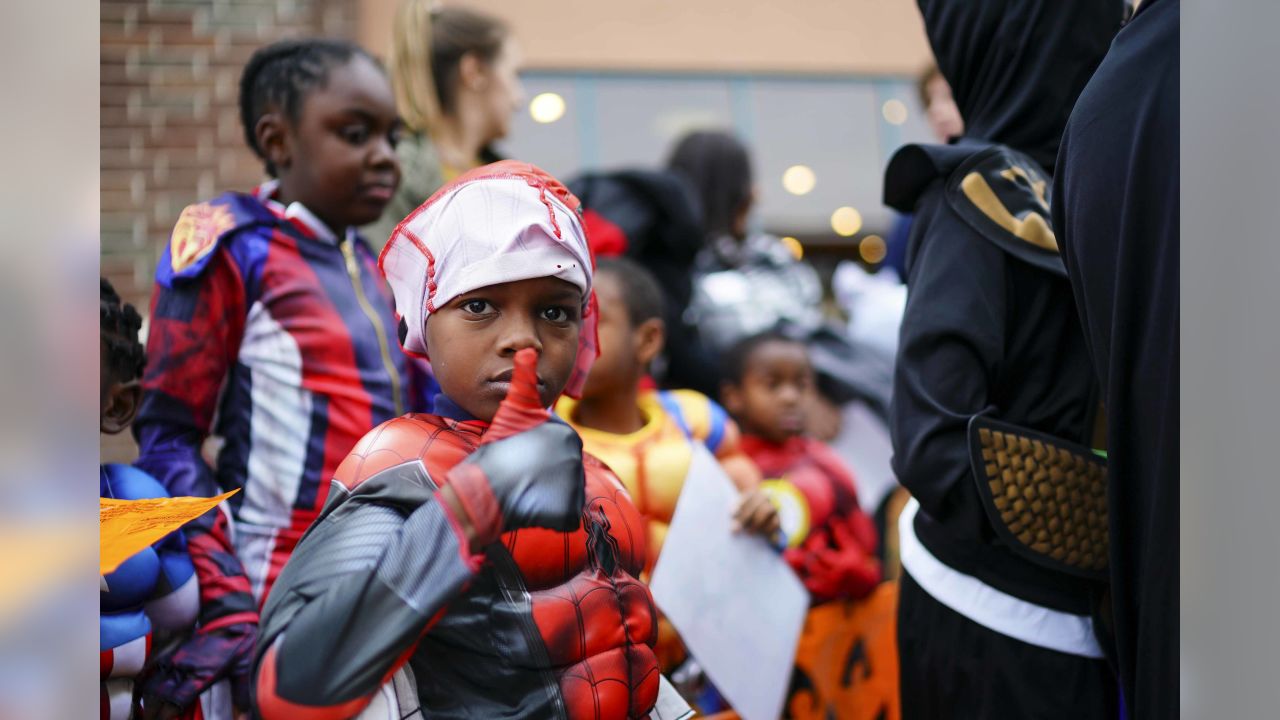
[787,514,882,602]
[483,347,552,442]
[445,348,586,546]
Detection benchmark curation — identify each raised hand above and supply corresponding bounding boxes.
[445,349,587,546]
[484,347,551,443]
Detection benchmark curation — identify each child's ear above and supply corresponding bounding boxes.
[100,380,141,435]
[720,381,744,417]
[256,112,292,172]
[634,318,665,368]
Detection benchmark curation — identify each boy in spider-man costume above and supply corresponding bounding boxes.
[253,161,668,719]
[722,332,882,603]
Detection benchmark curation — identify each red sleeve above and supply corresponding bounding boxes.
[138,248,246,436]
[133,249,259,710]
[784,441,882,602]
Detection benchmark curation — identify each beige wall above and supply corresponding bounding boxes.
[359,0,933,75]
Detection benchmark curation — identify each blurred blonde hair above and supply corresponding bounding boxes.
[391,1,508,134]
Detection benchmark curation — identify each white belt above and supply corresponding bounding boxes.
[898,497,1104,658]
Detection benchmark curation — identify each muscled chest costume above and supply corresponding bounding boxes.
[254,409,660,719]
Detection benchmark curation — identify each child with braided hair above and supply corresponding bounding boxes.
[134,38,430,715]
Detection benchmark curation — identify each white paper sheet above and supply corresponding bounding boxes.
[649,444,809,720]
[649,674,695,720]
[830,399,898,512]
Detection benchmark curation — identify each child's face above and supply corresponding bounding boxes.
[723,340,814,444]
[425,276,583,422]
[273,55,402,231]
[580,271,662,400]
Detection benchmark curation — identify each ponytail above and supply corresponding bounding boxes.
[392,0,442,133]
[390,1,509,135]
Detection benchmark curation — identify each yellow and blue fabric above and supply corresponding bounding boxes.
[557,389,738,575]
[557,388,757,673]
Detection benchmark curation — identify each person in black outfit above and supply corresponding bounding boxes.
[883,0,1124,717]
[1052,1,1180,717]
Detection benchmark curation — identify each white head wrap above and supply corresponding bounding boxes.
[379,163,593,358]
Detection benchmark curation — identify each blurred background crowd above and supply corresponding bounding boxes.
[101,2,946,473]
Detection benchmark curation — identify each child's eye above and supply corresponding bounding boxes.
[542,306,574,323]
[461,299,493,315]
[340,125,370,145]
[388,127,403,148]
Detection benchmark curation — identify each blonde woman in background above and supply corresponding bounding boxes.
[364,2,524,248]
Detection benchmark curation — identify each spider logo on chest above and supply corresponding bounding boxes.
[584,506,622,576]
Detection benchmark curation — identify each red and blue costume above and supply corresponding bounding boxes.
[100,463,199,720]
[134,182,431,710]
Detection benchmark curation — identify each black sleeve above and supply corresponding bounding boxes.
[890,189,1007,533]
[253,490,477,719]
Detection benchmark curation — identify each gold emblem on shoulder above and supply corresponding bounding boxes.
[959,166,1058,252]
[170,203,236,273]
[999,166,1049,210]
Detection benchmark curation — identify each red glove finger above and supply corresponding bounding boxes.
[449,346,586,540]
[483,348,549,443]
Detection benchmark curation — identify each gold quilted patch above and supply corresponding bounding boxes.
[977,427,1108,574]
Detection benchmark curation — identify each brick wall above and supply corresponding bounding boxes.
[101,0,359,463]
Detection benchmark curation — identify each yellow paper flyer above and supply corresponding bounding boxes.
[100,489,239,575]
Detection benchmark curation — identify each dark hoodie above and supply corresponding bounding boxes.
[918,0,1119,173]
[883,0,1122,614]
[1053,0,1179,715]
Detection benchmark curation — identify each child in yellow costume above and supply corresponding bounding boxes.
[556,257,779,671]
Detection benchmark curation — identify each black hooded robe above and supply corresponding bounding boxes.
[884,0,1124,716]
[1052,1,1180,717]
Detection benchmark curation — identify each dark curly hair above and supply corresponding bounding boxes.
[101,277,146,383]
[721,330,805,385]
[595,256,666,328]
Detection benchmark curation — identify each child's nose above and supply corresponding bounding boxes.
[777,385,803,404]
[368,135,398,169]
[497,314,543,357]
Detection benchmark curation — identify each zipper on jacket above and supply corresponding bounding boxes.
[341,240,404,416]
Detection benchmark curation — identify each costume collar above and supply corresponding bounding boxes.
[739,432,808,457]
[432,393,481,423]
[254,180,355,246]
